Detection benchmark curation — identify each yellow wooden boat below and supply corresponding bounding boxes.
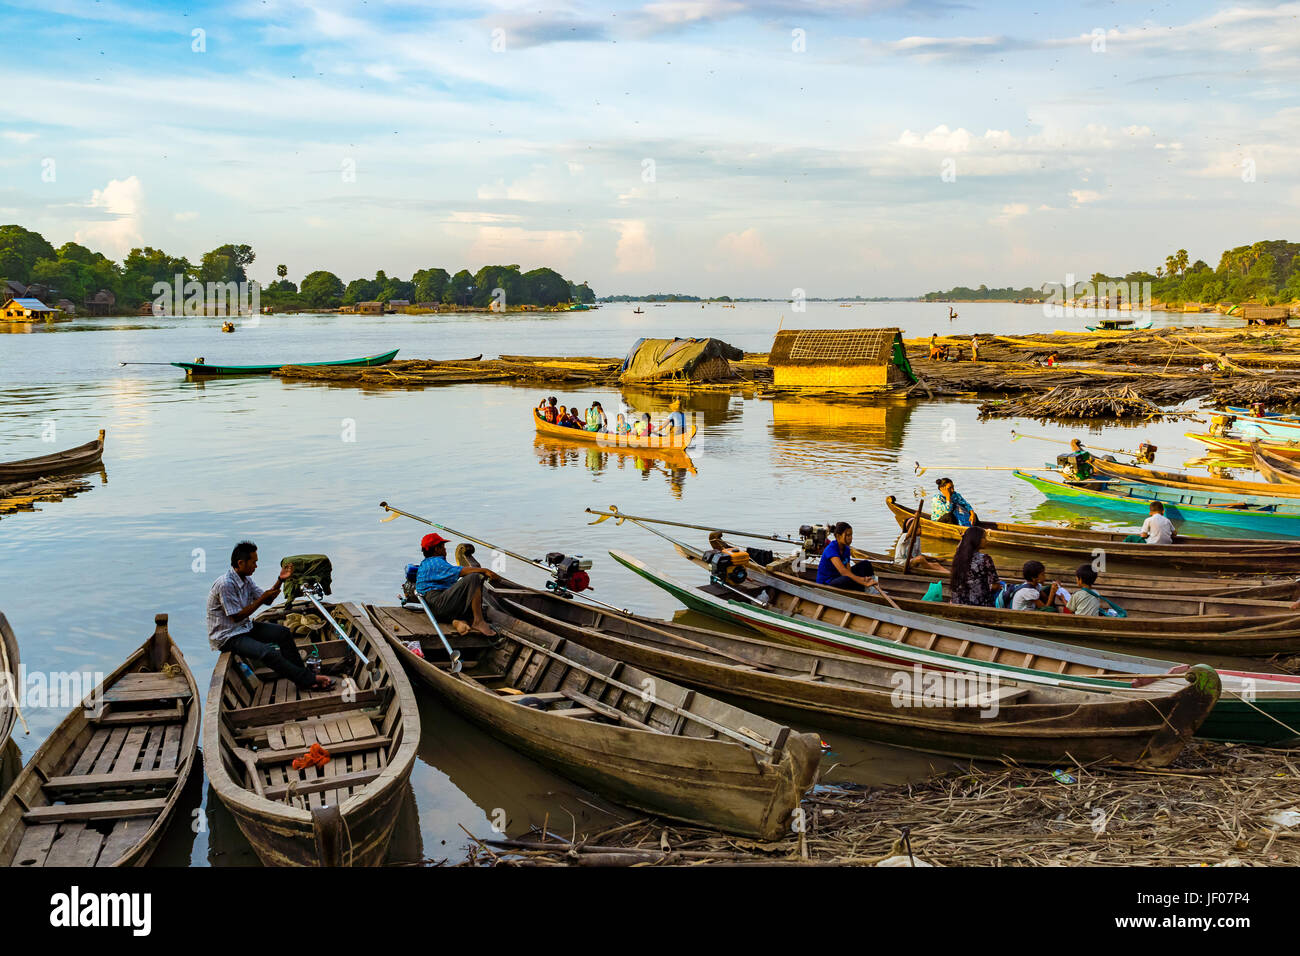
[1187,432,1300,460]
[533,410,696,452]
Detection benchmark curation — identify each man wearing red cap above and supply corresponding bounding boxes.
[416,533,497,636]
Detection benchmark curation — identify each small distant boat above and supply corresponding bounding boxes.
[0,614,199,867]
[632,307,644,314]
[171,349,399,377]
[1254,444,1300,485]
[220,321,235,333]
[1085,315,1153,332]
[0,430,105,482]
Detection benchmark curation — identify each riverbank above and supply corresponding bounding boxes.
[461,741,1300,867]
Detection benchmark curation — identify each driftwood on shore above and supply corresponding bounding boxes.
[456,742,1300,867]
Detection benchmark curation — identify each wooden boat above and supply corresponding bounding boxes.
[0,430,105,482]
[886,495,1300,572]
[755,551,1300,654]
[609,550,1300,746]
[483,583,1218,767]
[0,613,19,751]
[203,602,419,866]
[1253,444,1300,485]
[172,348,399,377]
[1187,431,1300,459]
[1226,405,1300,421]
[1092,458,1300,499]
[366,601,820,840]
[0,614,198,867]
[1013,469,1300,535]
[1212,411,1300,441]
[533,409,696,452]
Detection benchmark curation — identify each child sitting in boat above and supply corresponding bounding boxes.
[1067,564,1102,616]
[614,413,631,434]
[632,413,654,437]
[542,396,559,423]
[1007,561,1067,612]
[1141,501,1175,544]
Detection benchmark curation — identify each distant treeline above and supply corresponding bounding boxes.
[0,224,596,311]
[923,286,1042,302]
[600,294,715,302]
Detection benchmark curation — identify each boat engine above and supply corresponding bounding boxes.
[703,547,750,586]
[544,552,592,593]
[1137,442,1157,464]
[799,523,830,556]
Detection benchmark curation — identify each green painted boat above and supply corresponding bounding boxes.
[607,550,1300,746]
[171,348,399,377]
[1013,469,1300,535]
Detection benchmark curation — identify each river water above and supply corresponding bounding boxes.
[0,301,1257,864]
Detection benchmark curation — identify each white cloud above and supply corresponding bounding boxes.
[1069,189,1101,206]
[718,227,772,268]
[74,176,143,257]
[613,220,655,273]
[466,226,583,266]
[991,203,1029,224]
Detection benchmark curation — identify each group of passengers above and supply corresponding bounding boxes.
[536,396,687,438]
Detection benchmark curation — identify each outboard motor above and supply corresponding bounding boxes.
[1137,441,1157,464]
[799,523,830,557]
[544,552,592,594]
[703,547,750,586]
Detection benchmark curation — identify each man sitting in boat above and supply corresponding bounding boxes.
[1063,439,1095,480]
[816,522,880,592]
[585,401,607,432]
[930,478,975,526]
[543,396,559,423]
[661,399,686,437]
[207,542,335,691]
[415,533,498,637]
[1141,501,1175,545]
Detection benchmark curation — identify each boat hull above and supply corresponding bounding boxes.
[173,348,400,377]
[533,410,696,452]
[368,603,819,841]
[0,430,105,482]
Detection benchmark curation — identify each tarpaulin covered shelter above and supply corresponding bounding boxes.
[619,337,744,383]
[768,327,916,391]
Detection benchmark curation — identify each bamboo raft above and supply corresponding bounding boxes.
[366,601,821,840]
[483,583,1219,767]
[204,602,420,866]
[0,614,199,867]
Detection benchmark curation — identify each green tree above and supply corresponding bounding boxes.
[413,267,449,303]
[522,267,569,306]
[0,225,56,284]
[276,264,288,281]
[343,278,379,305]
[300,271,344,308]
[445,269,474,305]
[198,243,255,284]
[122,247,193,306]
[1175,249,1189,276]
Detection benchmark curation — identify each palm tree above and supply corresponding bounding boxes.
[1165,255,1178,279]
[276,264,288,281]
[1175,249,1189,276]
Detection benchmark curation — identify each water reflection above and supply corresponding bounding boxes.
[533,438,695,497]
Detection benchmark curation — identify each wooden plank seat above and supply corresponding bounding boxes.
[226,685,384,728]
[101,672,193,705]
[23,798,168,823]
[262,768,383,801]
[94,701,185,726]
[43,769,179,793]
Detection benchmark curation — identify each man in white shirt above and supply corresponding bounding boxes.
[1141,501,1176,545]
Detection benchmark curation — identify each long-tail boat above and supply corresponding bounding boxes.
[885,495,1300,572]
[365,600,820,841]
[483,582,1217,767]
[171,348,399,377]
[1013,469,1300,535]
[0,614,199,867]
[1254,444,1300,485]
[608,549,1300,746]
[1212,411,1300,440]
[533,410,697,453]
[0,430,105,482]
[1092,457,1300,499]
[755,549,1300,654]
[1188,431,1300,459]
[204,601,419,866]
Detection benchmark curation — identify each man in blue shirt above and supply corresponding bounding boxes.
[815,522,879,592]
[416,533,498,636]
[662,399,687,438]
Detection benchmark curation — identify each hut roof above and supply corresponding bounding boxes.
[768,327,916,380]
[7,297,58,312]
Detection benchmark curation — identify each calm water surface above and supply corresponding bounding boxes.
[0,302,1258,864]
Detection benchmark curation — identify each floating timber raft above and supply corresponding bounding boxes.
[458,741,1300,867]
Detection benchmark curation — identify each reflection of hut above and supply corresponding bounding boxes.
[768,328,916,391]
[618,337,743,384]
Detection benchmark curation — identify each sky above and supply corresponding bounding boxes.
[1,0,1298,296]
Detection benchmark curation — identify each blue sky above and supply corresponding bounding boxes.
[1,0,1297,295]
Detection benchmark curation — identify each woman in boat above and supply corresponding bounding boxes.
[632,413,654,437]
[614,413,631,434]
[1065,438,1095,481]
[816,522,879,592]
[892,516,946,573]
[931,477,975,526]
[948,526,1002,607]
[585,401,607,432]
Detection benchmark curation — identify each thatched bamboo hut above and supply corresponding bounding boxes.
[767,328,917,391]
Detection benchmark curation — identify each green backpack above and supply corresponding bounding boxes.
[280,554,333,603]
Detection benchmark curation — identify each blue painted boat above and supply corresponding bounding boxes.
[1224,405,1300,420]
[1013,470,1300,534]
